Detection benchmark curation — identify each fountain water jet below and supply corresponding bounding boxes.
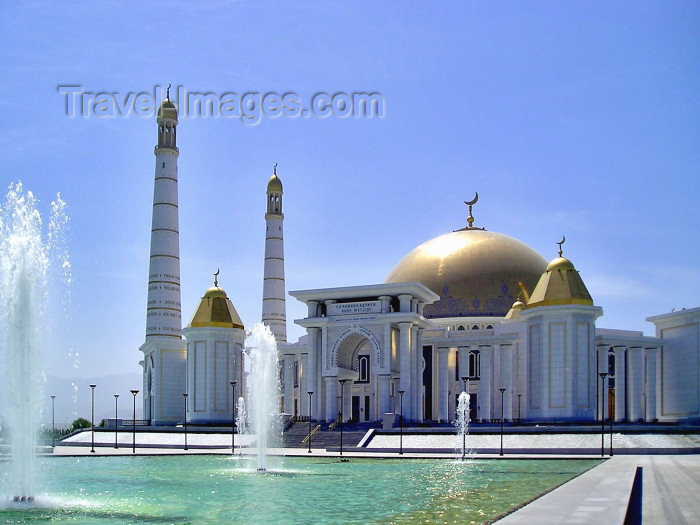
[235,396,247,438]
[455,390,470,460]
[0,182,69,502]
[244,323,281,471]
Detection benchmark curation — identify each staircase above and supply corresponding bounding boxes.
[283,421,378,449]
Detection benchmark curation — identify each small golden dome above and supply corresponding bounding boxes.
[504,299,526,320]
[189,285,244,329]
[204,286,226,299]
[546,257,575,272]
[528,256,593,308]
[157,98,178,122]
[267,173,283,193]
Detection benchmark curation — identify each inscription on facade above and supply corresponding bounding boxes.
[328,301,381,316]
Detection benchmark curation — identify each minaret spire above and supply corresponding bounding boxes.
[262,164,287,343]
[139,93,186,425]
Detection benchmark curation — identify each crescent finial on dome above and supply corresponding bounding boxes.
[557,235,566,257]
[214,268,220,287]
[463,192,480,229]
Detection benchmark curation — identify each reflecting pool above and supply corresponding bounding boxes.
[1,456,601,524]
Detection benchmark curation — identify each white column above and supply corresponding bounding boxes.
[307,300,318,318]
[447,347,457,420]
[645,348,658,421]
[325,376,337,422]
[398,322,412,418]
[283,355,294,415]
[479,346,492,421]
[409,325,418,421]
[307,327,318,419]
[378,374,391,418]
[614,347,626,422]
[298,354,307,415]
[437,347,449,422]
[415,328,424,421]
[627,347,643,422]
[341,380,353,423]
[379,295,391,313]
[398,294,412,312]
[458,346,468,385]
[501,344,513,421]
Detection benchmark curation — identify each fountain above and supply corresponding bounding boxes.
[244,322,282,471]
[455,390,470,460]
[235,396,247,439]
[0,182,68,503]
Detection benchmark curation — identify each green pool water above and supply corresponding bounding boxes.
[1,456,601,524]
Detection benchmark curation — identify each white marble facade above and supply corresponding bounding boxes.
[281,293,698,425]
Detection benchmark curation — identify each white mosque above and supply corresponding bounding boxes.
[139,95,700,427]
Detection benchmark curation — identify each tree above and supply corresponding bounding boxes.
[71,417,91,431]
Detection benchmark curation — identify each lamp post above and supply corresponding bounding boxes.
[609,386,614,457]
[114,394,119,449]
[50,395,56,448]
[499,388,506,456]
[307,391,314,453]
[183,393,189,451]
[230,381,236,455]
[517,394,522,423]
[89,384,97,453]
[398,390,405,455]
[599,372,608,457]
[130,390,139,453]
[338,379,347,460]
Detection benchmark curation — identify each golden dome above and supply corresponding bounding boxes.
[386,229,547,318]
[189,285,244,329]
[546,257,575,272]
[527,256,593,308]
[267,173,283,193]
[504,299,526,320]
[157,98,178,122]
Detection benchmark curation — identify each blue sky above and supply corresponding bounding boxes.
[1,1,698,421]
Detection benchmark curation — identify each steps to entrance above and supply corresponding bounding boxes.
[283,422,378,449]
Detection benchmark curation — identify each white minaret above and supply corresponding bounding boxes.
[139,88,187,425]
[261,164,287,343]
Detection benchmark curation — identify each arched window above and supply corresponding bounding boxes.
[358,355,370,383]
[457,325,465,331]
[486,325,493,330]
[468,350,480,378]
[472,325,479,330]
